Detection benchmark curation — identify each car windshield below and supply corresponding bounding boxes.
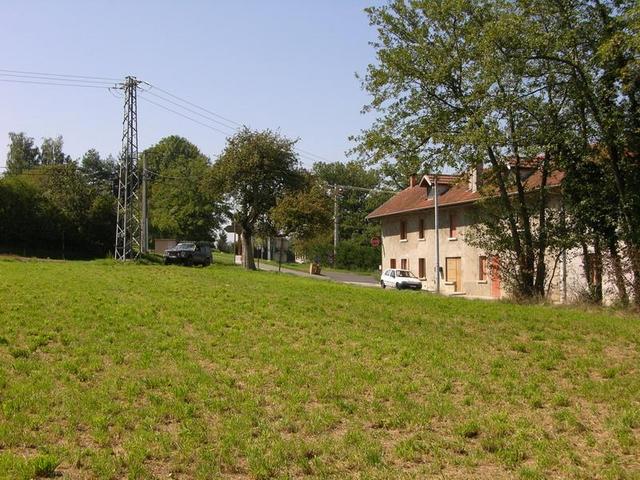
[396,270,416,278]
[174,243,196,251]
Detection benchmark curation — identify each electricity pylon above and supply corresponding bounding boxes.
[114,76,142,261]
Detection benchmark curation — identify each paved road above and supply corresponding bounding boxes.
[257,262,379,287]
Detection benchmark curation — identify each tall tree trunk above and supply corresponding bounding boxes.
[504,110,535,297]
[581,240,595,302]
[241,229,256,270]
[486,146,531,297]
[533,152,550,297]
[593,237,603,304]
[607,237,629,306]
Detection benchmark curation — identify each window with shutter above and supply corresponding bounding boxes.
[449,212,458,238]
[479,256,487,281]
[400,221,407,240]
[418,258,426,279]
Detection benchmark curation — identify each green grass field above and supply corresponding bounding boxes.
[0,258,638,479]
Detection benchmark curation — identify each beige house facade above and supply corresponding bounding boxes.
[368,171,621,303]
[379,203,502,298]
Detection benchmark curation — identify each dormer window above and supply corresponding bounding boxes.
[426,184,450,198]
[420,174,455,198]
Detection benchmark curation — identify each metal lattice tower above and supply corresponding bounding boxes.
[114,76,142,261]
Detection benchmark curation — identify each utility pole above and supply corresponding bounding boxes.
[333,184,339,265]
[329,183,396,266]
[114,76,142,261]
[141,152,148,254]
[434,174,441,294]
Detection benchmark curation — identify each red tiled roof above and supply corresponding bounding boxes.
[419,174,461,186]
[367,170,565,220]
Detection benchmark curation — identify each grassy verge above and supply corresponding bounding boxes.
[254,257,378,277]
[0,258,638,479]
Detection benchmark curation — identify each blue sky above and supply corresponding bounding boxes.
[0,1,382,169]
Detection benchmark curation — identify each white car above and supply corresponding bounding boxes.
[380,268,423,290]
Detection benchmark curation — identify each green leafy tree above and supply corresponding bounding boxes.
[355,0,633,299]
[517,0,640,304]
[212,128,304,270]
[80,149,117,193]
[27,164,114,255]
[270,177,333,256]
[563,150,629,305]
[216,230,229,252]
[0,164,115,257]
[5,132,39,175]
[313,161,382,241]
[39,136,70,165]
[0,175,59,251]
[143,136,223,241]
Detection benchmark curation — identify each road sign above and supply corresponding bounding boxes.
[370,236,381,247]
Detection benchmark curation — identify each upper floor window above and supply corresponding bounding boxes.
[419,218,425,239]
[449,212,458,239]
[400,220,407,240]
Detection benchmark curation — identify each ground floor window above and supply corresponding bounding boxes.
[585,253,598,285]
[390,258,396,269]
[418,258,426,279]
[401,258,408,270]
[479,255,487,281]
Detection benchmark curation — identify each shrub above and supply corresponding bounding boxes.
[335,239,380,271]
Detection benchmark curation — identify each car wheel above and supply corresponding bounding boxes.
[185,258,193,267]
[204,258,211,267]
[395,282,402,290]
[380,280,386,289]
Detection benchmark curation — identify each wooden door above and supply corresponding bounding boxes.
[491,256,501,298]
[446,257,462,292]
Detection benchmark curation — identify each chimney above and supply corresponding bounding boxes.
[469,164,483,192]
[409,174,418,188]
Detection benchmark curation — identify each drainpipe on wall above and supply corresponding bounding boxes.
[561,200,567,304]
[434,174,441,294]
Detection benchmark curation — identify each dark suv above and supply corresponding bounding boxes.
[164,242,212,266]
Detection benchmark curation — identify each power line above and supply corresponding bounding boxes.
[142,89,240,131]
[0,68,121,82]
[295,148,333,163]
[138,93,319,165]
[141,82,332,165]
[0,78,111,89]
[0,73,115,85]
[146,169,204,181]
[143,82,243,128]
[0,69,338,167]
[138,94,237,137]
[334,184,397,194]
[138,92,319,165]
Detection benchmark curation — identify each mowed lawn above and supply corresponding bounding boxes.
[0,259,638,479]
